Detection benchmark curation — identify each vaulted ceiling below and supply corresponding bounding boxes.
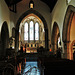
[5,0,58,13]
[41,0,58,12]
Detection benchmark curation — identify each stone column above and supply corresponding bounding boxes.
[15,29,19,52]
[52,43,57,54]
[63,41,70,59]
[45,29,49,50]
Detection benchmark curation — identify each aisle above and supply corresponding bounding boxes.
[22,62,40,75]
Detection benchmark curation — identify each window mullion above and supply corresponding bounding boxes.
[34,23,35,43]
[28,22,30,43]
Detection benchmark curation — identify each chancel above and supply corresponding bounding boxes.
[0,0,75,75]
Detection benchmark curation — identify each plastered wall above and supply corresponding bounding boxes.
[0,0,11,37]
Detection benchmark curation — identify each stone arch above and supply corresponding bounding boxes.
[15,9,48,52]
[62,5,75,42]
[62,5,75,59]
[0,21,9,57]
[51,22,60,54]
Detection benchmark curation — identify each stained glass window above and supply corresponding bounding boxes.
[35,22,39,40]
[24,22,28,40]
[24,21,39,41]
[30,21,34,40]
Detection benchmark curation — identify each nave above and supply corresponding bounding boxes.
[0,0,75,75]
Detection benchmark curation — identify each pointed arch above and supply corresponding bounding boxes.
[0,21,9,56]
[16,9,48,30]
[62,5,75,59]
[62,5,75,42]
[15,9,48,52]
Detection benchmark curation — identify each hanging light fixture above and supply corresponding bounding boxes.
[29,0,34,9]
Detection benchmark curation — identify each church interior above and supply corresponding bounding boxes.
[0,0,75,75]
